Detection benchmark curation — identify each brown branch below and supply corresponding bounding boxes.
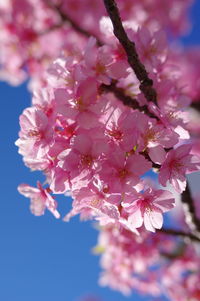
[48,0,200,247]
[46,0,200,246]
[191,101,200,112]
[48,1,160,119]
[47,1,103,46]
[159,185,200,242]
[160,243,186,260]
[181,184,200,239]
[103,0,157,105]
[100,82,160,168]
[100,81,158,119]
[158,228,200,242]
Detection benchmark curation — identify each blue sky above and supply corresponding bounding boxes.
[0,2,200,301]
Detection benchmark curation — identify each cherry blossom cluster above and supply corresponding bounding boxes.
[16,25,200,234]
[0,0,194,86]
[169,46,200,158]
[1,0,200,300]
[0,0,85,85]
[95,223,200,300]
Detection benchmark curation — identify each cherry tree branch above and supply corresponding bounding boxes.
[49,0,200,243]
[47,1,103,46]
[103,0,157,105]
[103,0,200,243]
[191,101,200,112]
[100,81,158,119]
[48,2,158,120]
[181,184,200,239]
[46,0,160,121]
[159,227,200,242]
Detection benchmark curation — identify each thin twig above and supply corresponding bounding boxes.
[46,0,200,246]
[158,227,200,242]
[160,243,186,259]
[103,0,157,105]
[47,1,103,46]
[191,101,200,112]
[100,81,158,119]
[181,184,200,239]
[48,1,160,117]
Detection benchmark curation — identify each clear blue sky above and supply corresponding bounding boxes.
[0,2,200,301]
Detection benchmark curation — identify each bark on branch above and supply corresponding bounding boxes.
[181,184,200,239]
[100,81,158,119]
[103,0,157,105]
[159,227,200,242]
[191,101,200,112]
[49,0,200,244]
[47,1,103,46]
[49,1,159,119]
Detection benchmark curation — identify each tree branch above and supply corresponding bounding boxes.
[49,3,158,120]
[100,81,158,119]
[191,101,200,112]
[158,227,200,242]
[47,2,103,46]
[181,184,200,239]
[47,0,200,247]
[102,1,200,241]
[103,0,157,105]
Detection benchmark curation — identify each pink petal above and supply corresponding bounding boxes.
[149,146,166,164]
[73,134,92,154]
[171,178,186,193]
[150,211,163,229]
[158,166,170,187]
[175,144,192,159]
[128,209,143,229]
[18,183,39,197]
[143,212,155,232]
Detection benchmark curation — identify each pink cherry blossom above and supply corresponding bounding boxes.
[83,37,128,84]
[102,107,138,151]
[5,0,200,299]
[159,144,200,193]
[64,182,120,226]
[122,188,175,232]
[99,150,152,193]
[15,107,53,161]
[18,181,60,218]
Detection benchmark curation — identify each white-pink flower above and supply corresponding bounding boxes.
[122,188,175,232]
[18,182,60,218]
[15,107,53,159]
[159,144,200,193]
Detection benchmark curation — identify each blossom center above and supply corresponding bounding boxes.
[75,96,85,111]
[170,159,183,172]
[139,199,152,215]
[144,128,156,145]
[28,129,42,139]
[80,154,93,168]
[107,129,123,140]
[118,168,129,179]
[90,199,101,208]
[95,62,106,75]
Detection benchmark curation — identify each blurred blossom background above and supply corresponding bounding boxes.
[0,1,200,301]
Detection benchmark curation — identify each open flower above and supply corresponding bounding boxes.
[18,181,60,218]
[159,144,200,193]
[122,188,175,232]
